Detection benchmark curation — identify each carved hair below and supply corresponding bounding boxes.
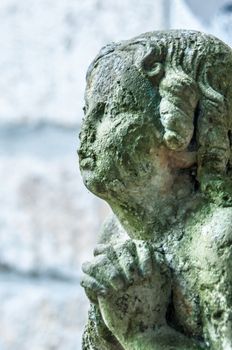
[136,32,231,179]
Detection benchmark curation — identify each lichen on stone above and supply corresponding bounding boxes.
[79,30,232,350]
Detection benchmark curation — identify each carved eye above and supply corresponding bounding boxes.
[94,102,105,118]
[116,88,139,113]
[86,102,106,122]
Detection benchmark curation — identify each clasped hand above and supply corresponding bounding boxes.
[81,239,171,346]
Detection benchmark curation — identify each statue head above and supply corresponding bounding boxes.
[79,30,232,216]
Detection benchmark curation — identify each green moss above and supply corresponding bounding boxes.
[80,30,232,350]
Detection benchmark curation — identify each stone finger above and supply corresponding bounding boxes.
[114,240,138,284]
[82,257,125,291]
[108,268,126,290]
[94,245,128,288]
[93,244,112,257]
[82,261,96,275]
[81,275,108,303]
[81,275,108,295]
[82,256,110,285]
[136,241,153,278]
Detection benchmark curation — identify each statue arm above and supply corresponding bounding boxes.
[82,303,123,350]
[118,327,203,350]
[82,214,126,350]
[82,215,203,350]
[82,312,201,350]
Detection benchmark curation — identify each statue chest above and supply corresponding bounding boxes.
[163,233,206,340]
[164,212,232,343]
[165,248,203,340]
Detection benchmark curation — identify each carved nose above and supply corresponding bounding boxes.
[77,147,85,160]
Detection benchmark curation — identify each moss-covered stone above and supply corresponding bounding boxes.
[79,30,232,349]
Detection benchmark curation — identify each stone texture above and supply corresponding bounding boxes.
[80,30,232,349]
[171,0,232,48]
[0,0,166,126]
[0,153,108,277]
[0,273,87,350]
[0,120,112,350]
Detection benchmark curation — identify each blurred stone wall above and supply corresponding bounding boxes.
[171,0,232,47]
[0,1,169,349]
[0,0,169,126]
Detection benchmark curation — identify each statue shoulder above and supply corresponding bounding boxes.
[202,207,232,248]
[189,207,232,271]
[187,206,232,288]
[97,212,128,245]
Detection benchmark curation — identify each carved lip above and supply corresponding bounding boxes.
[80,157,95,170]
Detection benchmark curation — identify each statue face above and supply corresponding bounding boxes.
[79,57,173,204]
[79,57,160,197]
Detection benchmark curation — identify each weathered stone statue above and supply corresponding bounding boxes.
[78,30,232,350]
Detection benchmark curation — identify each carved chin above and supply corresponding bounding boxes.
[81,169,109,198]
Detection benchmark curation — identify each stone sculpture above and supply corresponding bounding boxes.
[78,30,232,350]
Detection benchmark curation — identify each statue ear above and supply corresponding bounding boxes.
[144,62,163,77]
[141,51,164,83]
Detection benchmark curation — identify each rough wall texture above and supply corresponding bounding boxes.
[0,0,167,126]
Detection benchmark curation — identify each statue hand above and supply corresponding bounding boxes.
[81,239,164,300]
[81,239,171,346]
